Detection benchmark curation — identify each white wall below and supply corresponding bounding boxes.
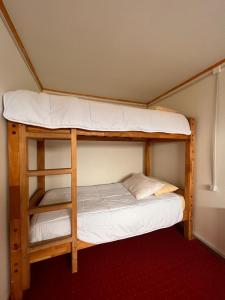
[152,70,225,256]
[0,18,38,300]
[44,140,144,189]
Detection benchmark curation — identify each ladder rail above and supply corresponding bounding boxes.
[27,168,72,176]
[71,129,78,273]
[29,202,72,215]
[8,122,78,300]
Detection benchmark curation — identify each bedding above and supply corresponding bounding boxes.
[3,90,191,134]
[150,177,179,196]
[30,183,185,244]
[122,173,164,200]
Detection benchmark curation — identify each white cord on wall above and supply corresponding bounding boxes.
[210,66,222,191]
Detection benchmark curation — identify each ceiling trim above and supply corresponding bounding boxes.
[148,58,225,106]
[0,1,43,90]
[43,88,147,108]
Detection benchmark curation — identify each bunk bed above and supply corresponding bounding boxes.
[4,90,195,300]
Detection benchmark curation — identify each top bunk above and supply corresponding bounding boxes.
[3,90,193,142]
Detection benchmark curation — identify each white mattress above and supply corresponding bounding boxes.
[3,90,191,134]
[30,183,185,244]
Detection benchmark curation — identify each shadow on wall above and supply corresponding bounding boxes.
[194,206,225,256]
[152,142,185,187]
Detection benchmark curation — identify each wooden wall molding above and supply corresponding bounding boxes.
[0,1,43,90]
[43,88,147,108]
[148,58,225,106]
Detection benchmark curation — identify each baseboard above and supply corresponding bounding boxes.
[193,231,225,259]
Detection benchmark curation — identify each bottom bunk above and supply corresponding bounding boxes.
[30,182,185,247]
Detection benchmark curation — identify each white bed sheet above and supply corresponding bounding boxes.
[3,90,191,134]
[30,183,185,244]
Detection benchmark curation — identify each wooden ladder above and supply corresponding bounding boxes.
[8,122,77,300]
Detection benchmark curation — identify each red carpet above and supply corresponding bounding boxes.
[24,227,225,300]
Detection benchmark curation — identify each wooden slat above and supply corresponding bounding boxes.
[144,142,151,176]
[29,239,94,263]
[8,122,23,300]
[77,136,148,142]
[29,202,72,215]
[71,129,78,273]
[29,243,71,264]
[19,125,30,290]
[27,168,72,176]
[77,129,189,140]
[78,136,188,142]
[26,131,71,140]
[26,126,70,134]
[184,118,195,240]
[29,236,72,253]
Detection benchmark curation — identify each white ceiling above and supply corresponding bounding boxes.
[3,0,225,103]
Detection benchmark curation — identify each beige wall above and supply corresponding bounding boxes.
[43,140,144,190]
[29,140,144,193]
[0,18,38,300]
[152,70,225,257]
[1,17,145,300]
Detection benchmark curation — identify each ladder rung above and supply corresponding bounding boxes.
[29,202,72,215]
[29,235,73,252]
[27,168,72,176]
[26,132,71,140]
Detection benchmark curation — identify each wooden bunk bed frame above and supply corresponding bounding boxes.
[8,118,195,300]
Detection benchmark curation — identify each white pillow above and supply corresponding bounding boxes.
[122,173,164,200]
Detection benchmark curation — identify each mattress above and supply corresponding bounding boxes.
[3,90,191,134]
[30,183,185,244]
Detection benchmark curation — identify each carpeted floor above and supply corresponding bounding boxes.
[24,227,225,300]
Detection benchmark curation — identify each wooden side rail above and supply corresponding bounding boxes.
[29,242,72,264]
[27,168,72,176]
[26,127,71,140]
[20,123,191,141]
[29,236,73,252]
[77,129,190,141]
[29,202,72,215]
[26,132,71,139]
[184,118,195,239]
[29,239,94,264]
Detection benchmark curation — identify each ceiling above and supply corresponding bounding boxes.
[3,0,225,103]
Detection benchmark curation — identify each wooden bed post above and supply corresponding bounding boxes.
[37,140,45,197]
[8,122,23,300]
[184,118,195,240]
[71,129,78,272]
[19,125,30,290]
[144,141,152,176]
